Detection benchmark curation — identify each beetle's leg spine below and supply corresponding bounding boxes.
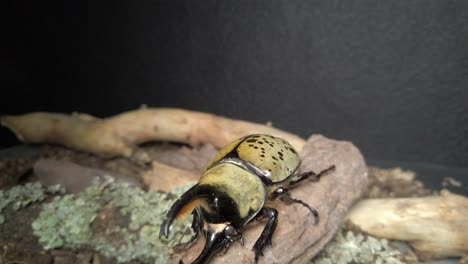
[252,208,278,264]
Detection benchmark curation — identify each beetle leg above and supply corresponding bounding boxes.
[281,191,319,224]
[272,187,320,224]
[288,165,335,186]
[252,208,278,264]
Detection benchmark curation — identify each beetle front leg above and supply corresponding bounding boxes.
[288,165,335,186]
[271,187,320,224]
[252,207,278,264]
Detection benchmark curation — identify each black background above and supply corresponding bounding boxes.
[3,1,468,168]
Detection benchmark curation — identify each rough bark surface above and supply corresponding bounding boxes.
[174,135,368,264]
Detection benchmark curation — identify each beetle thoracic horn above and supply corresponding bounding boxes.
[159,184,208,239]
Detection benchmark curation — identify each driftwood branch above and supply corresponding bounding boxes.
[4,108,468,261]
[1,108,305,162]
[345,190,468,259]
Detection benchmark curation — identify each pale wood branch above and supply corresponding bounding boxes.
[1,108,305,162]
[345,190,468,259]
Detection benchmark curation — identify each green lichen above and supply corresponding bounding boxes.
[0,182,64,224]
[32,176,195,264]
[312,230,408,264]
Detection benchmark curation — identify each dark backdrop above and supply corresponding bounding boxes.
[3,1,468,167]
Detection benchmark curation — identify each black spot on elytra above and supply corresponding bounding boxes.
[288,147,296,154]
[261,147,265,150]
[254,146,258,149]
[261,151,265,154]
[279,156,284,161]
[272,156,278,161]
[278,151,283,157]
[246,138,257,143]
[260,154,265,158]
[269,143,274,147]
[248,144,254,147]
[273,162,277,165]
[258,141,263,144]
